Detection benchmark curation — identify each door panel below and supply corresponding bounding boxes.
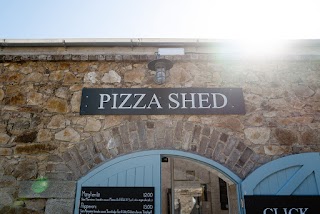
[242,153,320,196]
[75,150,243,214]
[74,154,161,214]
[81,155,160,187]
[294,172,319,195]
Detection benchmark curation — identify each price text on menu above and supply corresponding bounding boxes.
[79,187,155,214]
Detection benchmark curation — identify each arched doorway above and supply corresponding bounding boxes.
[74,150,243,214]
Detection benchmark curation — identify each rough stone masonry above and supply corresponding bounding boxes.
[0,53,319,213]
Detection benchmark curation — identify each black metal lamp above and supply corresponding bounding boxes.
[148,58,173,84]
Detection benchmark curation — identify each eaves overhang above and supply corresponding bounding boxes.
[1,39,320,62]
[2,38,320,48]
[0,38,223,48]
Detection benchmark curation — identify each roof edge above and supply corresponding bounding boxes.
[2,38,320,47]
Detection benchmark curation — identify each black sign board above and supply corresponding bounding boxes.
[79,187,154,214]
[80,88,245,115]
[245,196,320,214]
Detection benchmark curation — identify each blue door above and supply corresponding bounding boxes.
[242,153,320,196]
[74,150,244,214]
[74,153,161,213]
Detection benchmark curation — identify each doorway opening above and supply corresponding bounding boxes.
[74,150,242,214]
[161,156,239,214]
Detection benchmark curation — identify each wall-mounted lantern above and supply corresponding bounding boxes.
[148,58,173,84]
[147,48,184,85]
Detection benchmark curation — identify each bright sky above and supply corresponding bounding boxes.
[1,0,320,39]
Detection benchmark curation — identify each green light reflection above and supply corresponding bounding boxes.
[31,177,49,194]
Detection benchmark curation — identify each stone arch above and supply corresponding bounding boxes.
[55,120,266,180]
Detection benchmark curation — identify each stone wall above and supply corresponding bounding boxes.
[0,58,319,213]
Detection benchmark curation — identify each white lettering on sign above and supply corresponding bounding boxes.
[98,94,111,109]
[168,93,180,109]
[99,93,163,110]
[81,88,247,115]
[198,93,211,109]
[118,94,133,109]
[97,92,229,110]
[112,94,118,109]
[169,93,228,109]
[133,94,147,109]
[263,208,309,214]
[181,93,196,109]
[147,94,162,109]
[212,93,228,108]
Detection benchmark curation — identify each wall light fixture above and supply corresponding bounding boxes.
[148,58,173,85]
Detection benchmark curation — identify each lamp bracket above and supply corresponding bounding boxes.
[147,58,173,71]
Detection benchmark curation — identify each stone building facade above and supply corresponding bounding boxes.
[0,39,319,213]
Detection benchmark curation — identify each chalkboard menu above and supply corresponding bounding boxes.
[79,187,154,214]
